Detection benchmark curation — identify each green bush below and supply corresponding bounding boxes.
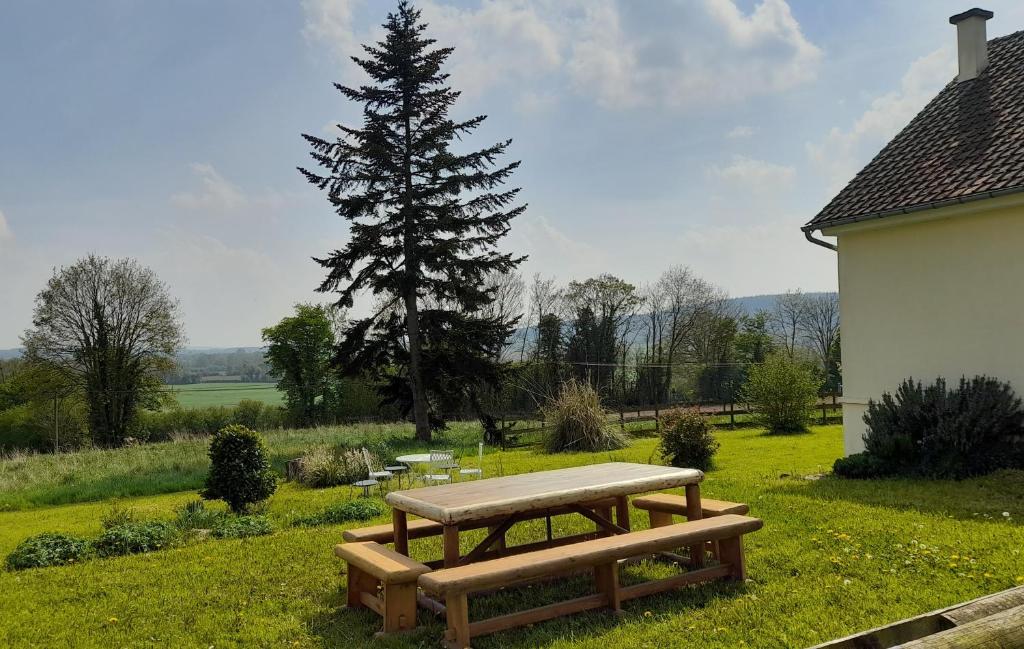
[132,404,287,441]
[832,452,891,479]
[291,499,386,527]
[543,379,627,453]
[296,444,367,488]
[101,502,137,530]
[93,521,178,557]
[5,533,91,570]
[742,354,820,434]
[853,376,1024,480]
[202,424,278,513]
[174,500,227,531]
[658,409,719,471]
[212,514,273,539]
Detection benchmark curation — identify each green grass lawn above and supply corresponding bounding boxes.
[1,424,1023,648]
[162,382,285,408]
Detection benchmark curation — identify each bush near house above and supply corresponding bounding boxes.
[658,408,719,471]
[202,424,278,513]
[835,376,1024,480]
[741,353,820,434]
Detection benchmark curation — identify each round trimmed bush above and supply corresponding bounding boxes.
[202,424,278,513]
[658,408,719,471]
[5,533,91,570]
[212,514,273,539]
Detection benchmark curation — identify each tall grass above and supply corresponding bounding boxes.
[543,379,627,453]
[0,422,482,511]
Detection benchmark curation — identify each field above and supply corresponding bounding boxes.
[162,382,284,408]
[2,423,1023,648]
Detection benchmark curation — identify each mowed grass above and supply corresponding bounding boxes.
[162,382,284,408]
[1,425,1023,648]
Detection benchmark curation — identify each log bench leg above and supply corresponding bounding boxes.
[595,505,614,538]
[648,510,673,528]
[718,535,746,581]
[595,562,621,612]
[382,582,418,633]
[614,496,631,532]
[444,593,471,649]
[685,484,704,569]
[346,565,377,608]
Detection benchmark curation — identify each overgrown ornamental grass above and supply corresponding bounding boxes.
[1,424,1023,648]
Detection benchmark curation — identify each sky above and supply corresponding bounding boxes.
[2,0,1023,348]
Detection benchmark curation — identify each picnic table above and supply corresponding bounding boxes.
[385,461,703,568]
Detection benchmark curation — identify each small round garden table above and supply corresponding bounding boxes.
[395,453,432,464]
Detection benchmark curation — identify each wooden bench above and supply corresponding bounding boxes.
[343,497,620,546]
[418,514,763,648]
[334,541,431,634]
[632,493,749,559]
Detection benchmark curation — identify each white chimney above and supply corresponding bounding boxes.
[950,8,994,82]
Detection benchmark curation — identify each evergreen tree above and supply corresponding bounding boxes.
[299,2,525,440]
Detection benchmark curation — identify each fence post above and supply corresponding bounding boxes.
[729,401,735,428]
[821,401,827,425]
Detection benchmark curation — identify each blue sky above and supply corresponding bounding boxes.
[2,0,1023,347]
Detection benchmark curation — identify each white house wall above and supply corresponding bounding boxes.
[834,202,1024,454]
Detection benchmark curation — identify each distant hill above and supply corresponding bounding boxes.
[726,292,836,317]
[0,348,23,360]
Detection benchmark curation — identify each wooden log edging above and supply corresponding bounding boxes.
[809,585,1024,649]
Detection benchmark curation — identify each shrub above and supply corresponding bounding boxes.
[5,533,91,570]
[658,409,719,471]
[832,452,891,479]
[291,499,386,527]
[542,379,627,453]
[212,514,273,539]
[101,502,137,530]
[741,354,820,434]
[856,376,1024,480]
[296,444,366,488]
[93,521,177,557]
[174,499,227,531]
[202,424,278,513]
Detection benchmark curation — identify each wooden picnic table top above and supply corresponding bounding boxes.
[385,462,703,525]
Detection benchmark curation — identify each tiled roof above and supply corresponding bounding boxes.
[804,30,1024,231]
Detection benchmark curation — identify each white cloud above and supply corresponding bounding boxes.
[707,154,796,192]
[0,210,12,242]
[171,163,247,212]
[726,125,756,139]
[807,44,954,194]
[302,0,822,110]
[503,213,610,282]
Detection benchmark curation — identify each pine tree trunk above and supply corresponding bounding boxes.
[404,289,431,441]
[401,80,431,443]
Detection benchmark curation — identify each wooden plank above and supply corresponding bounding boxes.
[632,493,749,517]
[383,582,418,633]
[900,603,1024,648]
[594,562,621,611]
[444,594,471,649]
[385,462,703,525]
[619,564,732,601]
[467,594,607,638]
[335,542,430,583]
[942,587,1024,626]
[419,515,762,595]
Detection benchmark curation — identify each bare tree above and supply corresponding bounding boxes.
[480,271,525,357]
[771,289,810,358]
[23,255,184,446]
[801,293,840,371]
[521,274,562,360]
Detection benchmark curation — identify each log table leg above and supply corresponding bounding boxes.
[443,524,460,568]
[685,483,704,569]
[393,509,409,556]
[614,495,631,532]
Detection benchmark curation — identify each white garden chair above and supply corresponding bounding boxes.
[459,442,484,480]
[361,447,393,485]
[423,449,456,484]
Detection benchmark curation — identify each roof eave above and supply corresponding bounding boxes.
[801,184,1024,233]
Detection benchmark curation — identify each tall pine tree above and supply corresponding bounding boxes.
[299,2,525,441]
